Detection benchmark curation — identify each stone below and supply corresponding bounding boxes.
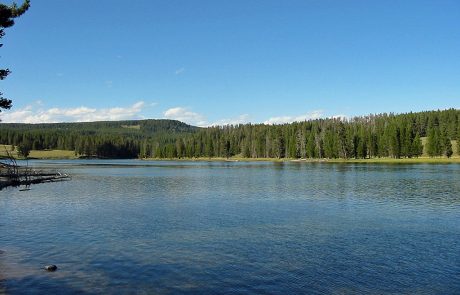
[44,265,57,272]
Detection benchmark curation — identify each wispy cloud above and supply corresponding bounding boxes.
[163,107,343,126]
[175,67,185,75]
[1,100,347,127]
[163,107,250,127]
[264,110,324,125]
[163,107,207,126]
[210,114,251,126]
[1,101,146,123]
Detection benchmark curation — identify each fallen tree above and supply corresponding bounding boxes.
[0,149,69,190]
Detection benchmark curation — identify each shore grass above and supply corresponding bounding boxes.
[28,149,76,159]
[0,145,77,160]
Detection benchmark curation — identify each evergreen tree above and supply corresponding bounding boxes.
[445,137,453,158]
[458,120,460,156]
[17,141,31,158]
[306,132,316,158]
[427,128,441,156]
[223,140,231,159]
[403,123,414,157]
[0,1,30,114]
[388,124,401,158]
[412,133,423,157]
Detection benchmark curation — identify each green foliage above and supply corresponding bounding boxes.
[0,0,30,112]
[0,109,459,159]
[17,142,31,158]
[412,133,423,157]
[458,119,460,156]
[427,128,441,156]
[445,140,453,158]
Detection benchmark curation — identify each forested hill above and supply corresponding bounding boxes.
[1,109,460,159]
[0,119,197,158]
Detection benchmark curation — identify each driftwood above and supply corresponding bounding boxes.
[0,149,70,190]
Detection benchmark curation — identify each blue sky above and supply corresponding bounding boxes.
[1,0,459,125]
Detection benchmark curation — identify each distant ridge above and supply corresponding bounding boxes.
[0,119,197,132]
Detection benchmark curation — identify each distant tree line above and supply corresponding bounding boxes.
[139,109,459,159]
[0,109,459,159]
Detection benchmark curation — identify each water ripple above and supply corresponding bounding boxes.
[1,161,460,293]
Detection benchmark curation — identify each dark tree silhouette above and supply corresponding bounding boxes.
[0,0,30,112]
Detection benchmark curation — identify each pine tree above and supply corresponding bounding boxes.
[242,140,250,158]
[403,123,414,157]
[444,137,453,158]
[458,120,460,156]
[223,140,231,159]
[17,141,31,158]
[427,128,441,157]
[412,133,423,157]
[0,1,30,114]
[388,124,401,158]
[306,132,316,158]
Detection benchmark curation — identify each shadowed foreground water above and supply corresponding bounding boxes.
[1,160,460,294]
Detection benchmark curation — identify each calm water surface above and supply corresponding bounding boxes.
[1,160,460,294]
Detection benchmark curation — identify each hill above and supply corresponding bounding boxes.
[0,119,198,158]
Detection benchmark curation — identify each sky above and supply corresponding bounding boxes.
[1,0,459,126]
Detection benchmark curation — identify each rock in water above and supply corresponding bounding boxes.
[44,265,57,272]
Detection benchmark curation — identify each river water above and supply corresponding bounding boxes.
[1,160,459,294]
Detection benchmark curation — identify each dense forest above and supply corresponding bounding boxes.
[0,109,459,159]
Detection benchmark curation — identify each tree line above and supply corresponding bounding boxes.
[0,109,459,159]
[141,109,458,159]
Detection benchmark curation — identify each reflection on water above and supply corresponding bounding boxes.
[1,160,460,294]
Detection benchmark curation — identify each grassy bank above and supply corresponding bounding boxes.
[0,145,77,160]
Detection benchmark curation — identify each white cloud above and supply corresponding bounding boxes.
[210,114,251,126]
[163,107,251,127]
[163,107,207,126]
[175,67,185,75]
[1,101,146,123]
[264,110,324,125]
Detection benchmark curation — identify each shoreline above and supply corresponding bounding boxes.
[2,150,460,164]
[140,156,460,164]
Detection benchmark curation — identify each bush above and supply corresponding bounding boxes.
[17,143,31,158]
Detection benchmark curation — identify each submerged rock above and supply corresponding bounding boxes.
[44,265,57,272]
